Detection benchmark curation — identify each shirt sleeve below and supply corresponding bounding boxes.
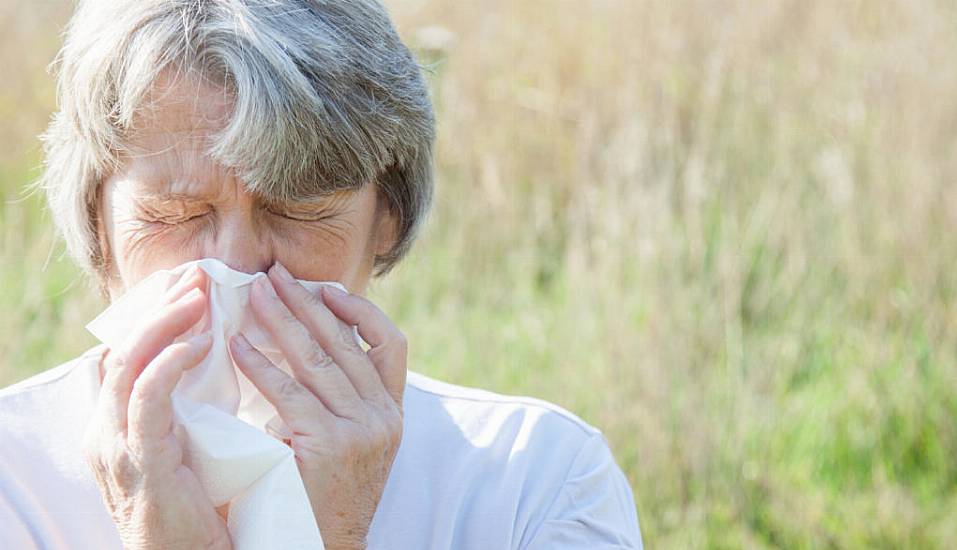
[522,432,644,549]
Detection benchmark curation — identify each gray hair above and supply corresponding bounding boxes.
[39,0,435,281]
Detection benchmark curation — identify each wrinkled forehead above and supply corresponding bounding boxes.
[122,69,232,154]
[112,71,231,195]
[116,69,350,203]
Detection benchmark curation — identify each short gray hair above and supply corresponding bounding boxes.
[39,0,435,281]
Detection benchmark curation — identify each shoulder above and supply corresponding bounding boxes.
[401,370,603,470]
[0,346,105,468]
[0,345,106,400]
[405,370,602,439]
[402,369,627,488]
[0,346,116,549]
[383,371,642,547]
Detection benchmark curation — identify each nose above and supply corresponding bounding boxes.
[205,204,274,275]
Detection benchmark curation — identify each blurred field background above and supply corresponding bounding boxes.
[2,0,957,547]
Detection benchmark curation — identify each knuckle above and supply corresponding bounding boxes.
[108,434,129,463]
[336,324,364,354]
[379,329,409,358]
[305,345,336,370]
[105,348,129,372]
[302,343,324,367]
[316,351,337,370]
[128,380,157,410]
[112,452,136,484]
[370,332,408,364]
[156,433,183,465]
[108,438,142,488]
[277,377,306,400]
[280,306,300,326]
[304,289,325,309]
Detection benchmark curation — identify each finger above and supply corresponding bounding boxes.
[267,262,389,405]
[248,275,364,419]
[228,333,333,434]
[99,287,208,433]
[319,285,408,408]
[127,332,212,456]
[161,264,208,305]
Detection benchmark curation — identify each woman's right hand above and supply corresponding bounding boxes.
[83,265,232,550]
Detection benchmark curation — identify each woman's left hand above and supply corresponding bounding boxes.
[227,262,407,550]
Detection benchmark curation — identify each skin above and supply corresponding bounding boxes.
[83,71,407,550]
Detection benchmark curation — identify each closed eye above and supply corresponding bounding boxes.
[147,212,209,225]
[265,206,335,223]
[133,196,212,226]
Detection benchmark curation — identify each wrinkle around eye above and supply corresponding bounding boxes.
[267,212,355,250]
[145,211,209,225]
[264,204,337,222]
[119,215,208,262]
[124,211,210,246]
[130,194,213,224]
[261,190,356,223]
[304,216,356,250]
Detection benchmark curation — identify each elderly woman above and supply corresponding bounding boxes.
[0,1,642,549]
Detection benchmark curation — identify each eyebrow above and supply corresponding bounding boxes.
[128,186,353,213]
[126,187,215,204]
[134,190,204,200]
[121,163,229,200]
[260,188,354,207]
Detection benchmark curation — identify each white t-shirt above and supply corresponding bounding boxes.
[0,345,643,549]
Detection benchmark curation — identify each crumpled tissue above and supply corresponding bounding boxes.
[86,258,344,549]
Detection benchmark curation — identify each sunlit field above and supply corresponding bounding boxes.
[2,1,956,547]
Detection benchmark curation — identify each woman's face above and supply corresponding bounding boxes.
[98,73,397,300]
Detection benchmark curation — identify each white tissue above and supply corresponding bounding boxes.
[86,258,336,550]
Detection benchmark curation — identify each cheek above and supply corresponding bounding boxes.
[272,218,369,278]
[102,187,205,281]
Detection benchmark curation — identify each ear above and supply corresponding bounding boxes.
[372,189,400,258]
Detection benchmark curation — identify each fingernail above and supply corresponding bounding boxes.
[272,261,294,284]
[180,287,203,301]
[231,333,252,351]
[322,284,348,298]
[188,331,212,347]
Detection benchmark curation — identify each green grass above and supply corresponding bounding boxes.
[2,0,957,547]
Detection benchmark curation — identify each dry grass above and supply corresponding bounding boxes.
[2,1,956,547]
